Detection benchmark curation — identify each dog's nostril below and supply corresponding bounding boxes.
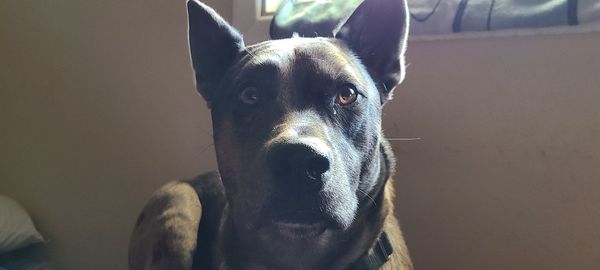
[268,143,331,182]
[306,156,330,180]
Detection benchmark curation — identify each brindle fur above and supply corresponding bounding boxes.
[129,148,412,269]
[129,0,413,269]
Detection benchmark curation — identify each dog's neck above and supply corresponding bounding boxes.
[214,140,395,270]
[327,140,395,270]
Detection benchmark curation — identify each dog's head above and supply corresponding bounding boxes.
[187,0,408,263]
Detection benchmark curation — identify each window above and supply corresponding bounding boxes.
[261,0,325,16]
[262,0,283,16]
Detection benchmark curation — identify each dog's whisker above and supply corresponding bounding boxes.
[243,47,257,59]
[199,127,213,137]
[333,66,347,82]
[381,82,389,93]
[387,137,421,141]
[357,189,377,206]
[194,143,214,158]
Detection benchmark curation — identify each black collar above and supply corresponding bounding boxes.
[348,231,394,270]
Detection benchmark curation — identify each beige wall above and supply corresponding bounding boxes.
[391,33,600,270]
[1,0,599,269]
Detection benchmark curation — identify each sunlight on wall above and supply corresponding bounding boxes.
[264,0,326,15]
[263,0,283,15]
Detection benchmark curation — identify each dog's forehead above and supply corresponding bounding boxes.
[240,37,363,80]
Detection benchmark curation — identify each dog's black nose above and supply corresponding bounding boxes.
[268,142,330,184]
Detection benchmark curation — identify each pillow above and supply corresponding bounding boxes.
[0,195,45,254]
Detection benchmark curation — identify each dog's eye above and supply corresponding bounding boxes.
[239,87,259,105]
[335,85,358,106]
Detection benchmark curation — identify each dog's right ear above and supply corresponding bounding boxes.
[188,0,244,106]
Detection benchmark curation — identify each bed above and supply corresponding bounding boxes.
[0,195,57,270]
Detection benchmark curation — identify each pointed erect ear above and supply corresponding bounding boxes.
[334,0,409,102]
[187,0,244,106]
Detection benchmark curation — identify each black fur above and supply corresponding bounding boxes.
[187,0,409,269]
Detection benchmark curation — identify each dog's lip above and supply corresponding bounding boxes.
[269,220,327,239]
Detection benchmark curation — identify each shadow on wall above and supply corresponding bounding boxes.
[0,0,232,268]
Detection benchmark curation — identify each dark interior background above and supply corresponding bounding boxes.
[1,0,599,269]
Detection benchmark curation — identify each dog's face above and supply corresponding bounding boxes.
[187,0,408,262]
[212,38,384,232]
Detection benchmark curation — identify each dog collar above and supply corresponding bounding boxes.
[349,231,394,270]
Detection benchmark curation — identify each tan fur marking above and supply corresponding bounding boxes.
[381,179,414,270]
[129,181,202,270]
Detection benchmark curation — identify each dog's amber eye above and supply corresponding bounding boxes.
[240,87,259,105]
[335,85,358,106]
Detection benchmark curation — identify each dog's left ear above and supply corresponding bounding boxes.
[334,0,409,102]
[188,0,244,106]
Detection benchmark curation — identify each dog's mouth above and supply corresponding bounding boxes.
[261,209,333,239]
[269,220,327,239]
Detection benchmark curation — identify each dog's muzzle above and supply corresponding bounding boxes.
[267,138,331,189]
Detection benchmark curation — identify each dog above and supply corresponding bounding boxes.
[129,0,412,269]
